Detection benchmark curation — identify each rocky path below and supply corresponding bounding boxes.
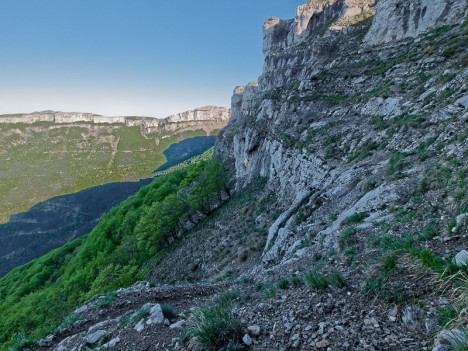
[30,282,230,351]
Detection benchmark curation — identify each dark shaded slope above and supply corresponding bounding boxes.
[0,178,152,277]
[154,136,217,172]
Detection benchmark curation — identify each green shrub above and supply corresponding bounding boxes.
[363,277,385,294]
[97,291,118,308]
[304,271,329,289]
[56,314,84,332]
[5,332,35,351]
[411,248,445,271]
[330,270,346,287]
[387,151,411,176]
[184,300,242,351]
[217,291,240,307]
[438,306,457,327]
[443,44,458,58]
[130,306,151,325]
[339,227,359,257]
[161,304,178,320]
[291,276,303,286]
[383,255,398,272]
[343,212,368,224]
[391,114,425,128]
[277,278,289,289]
[260,284,277,300]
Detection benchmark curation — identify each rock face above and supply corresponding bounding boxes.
[364,0,468,45]
[215,0,467,264]
[0,106,230,135]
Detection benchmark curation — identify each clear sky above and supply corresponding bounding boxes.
[0,0,305,117]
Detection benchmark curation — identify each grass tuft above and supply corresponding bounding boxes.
[184,298,243,351]
[277,278,289,289]
[304,271,330,289]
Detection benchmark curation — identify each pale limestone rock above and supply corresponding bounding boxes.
[247,325,261,336]
[135,319,145,332]
[169,320,186,330]
[146,304,164,325]
[86,330,107,344]
[242,333,253,346]
[364,0,467,45]
[0,106,230,135]
[102,337,120,348]
[453,250,468,267]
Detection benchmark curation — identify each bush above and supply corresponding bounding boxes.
[5,333,35,351]
[277,278,289,289]
[339,227,359,258]
[97,291,118,308]
[217,291,240,307]
[161,304,178,320]
[304,271,330,289]
[291,276,303,286]
[330,270,346,287]
[260,284,277,300]
[343,212,368,224]
[386,151,411,176]
[184,300,243,351]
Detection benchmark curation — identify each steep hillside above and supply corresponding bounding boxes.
[0,106,229,223]
[0,178,152,278]
[1,0,467,351]
[0,159,228,350]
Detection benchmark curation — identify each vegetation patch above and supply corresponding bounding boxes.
[343,212,369,224]
[184,293,243,351]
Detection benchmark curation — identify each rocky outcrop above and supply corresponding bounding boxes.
[215,0,467,264]
[364,0,467,45]
[0,106,230,135]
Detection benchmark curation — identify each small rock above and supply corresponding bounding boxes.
[147,304,164,325]
[247,325,261,336]
[437,328,468,346]
[452,213,468,234]
[243,334,252,346]
[455,96,468,109]
[86,330,107,344]
[103,337,120,348]
[432,346,449,351]
[291,333,300,341]
[453,250,468,267]
[402,306,424,331]
[38,334,54,347]
[135,320,145,332]
[169,320,186,330]
[315,339,330,348]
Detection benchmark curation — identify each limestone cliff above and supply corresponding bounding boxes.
[215,0,467,264]
[0,106,230,135]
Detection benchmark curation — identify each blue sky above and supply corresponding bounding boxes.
[0,0,304,117]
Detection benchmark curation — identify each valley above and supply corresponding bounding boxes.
[0,107,229,223]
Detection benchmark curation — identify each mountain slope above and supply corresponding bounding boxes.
[1,1,467,350]
[0,178,152,278]
[0,159,228,350]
